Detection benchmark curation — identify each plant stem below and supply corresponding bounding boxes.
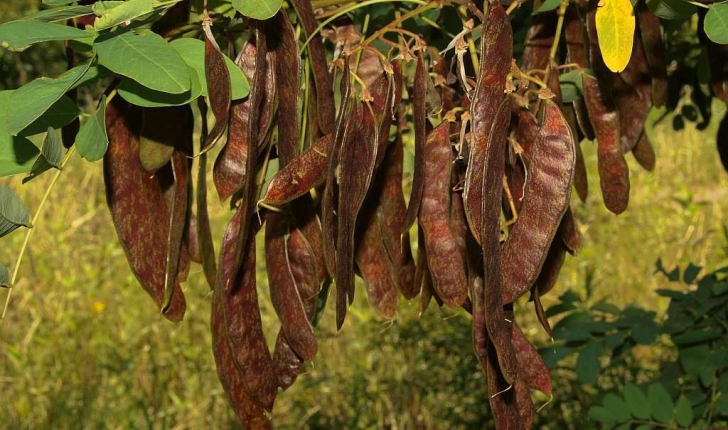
[1,146,77,322]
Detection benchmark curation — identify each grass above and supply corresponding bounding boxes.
[1,102,727,429]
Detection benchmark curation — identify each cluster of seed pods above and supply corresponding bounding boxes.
[101,0,673,428]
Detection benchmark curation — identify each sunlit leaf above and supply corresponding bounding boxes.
[95,30,191,94]
[94,0,154,30]
[0,185,31,238]
[705,2,728,44]
[231,0,283,20]
[595,0,635,72]
[76,95,108,162]
[0,21,91,51]
[17,5,94,23]
[535,0,560,13]
[118,66,202,107]
[0,91,39,177]
[6,62,91,136]
[0,263,9,288]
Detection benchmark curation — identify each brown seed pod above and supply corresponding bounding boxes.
[465,3,512,245]
[290,0,335,135]
[419,122,467,307]
[614,30,652,153]
[637,7,667,107]
[564,6,596,141]
[211,281,272,429]
[631,131,656,172]
[501,101,575,301]
[202,23,232,152]
[403,50,428,234]
[512,322,552,396]
[104,98,188,322]
[273,329,304,392]
[559,206,583,255]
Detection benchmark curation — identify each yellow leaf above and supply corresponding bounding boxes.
[595,0,635,72]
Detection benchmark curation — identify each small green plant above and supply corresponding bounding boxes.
[542,260,728,429]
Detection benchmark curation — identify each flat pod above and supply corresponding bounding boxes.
[196,101,217,289]
[564,6,596,141]
[265,213,318,361]
[465,3,512,245]
[202,24,231,151]
[103,98,187,322]
[273,329,304,391]
[261,134,332,206]
[565,104,589,202]
[636,7,667,108]
[614,28,652,152]
[559,206,583,255]
[501,101,575,304]
[631,132,656,171]
[485,339,530,430]
[377,132,417,299]
[218,212,277,411]
[521,0,557,76]
[512,323,552,396]
[480,95,517,383]
[355,197,399,319]
[419,122,467,307]
[402,50,428,234]
[211,287,272,429]
[138,107,176,173]
[287,227,320,317]
[272,10,301,165]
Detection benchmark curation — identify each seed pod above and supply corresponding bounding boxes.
[273,329,304,391]
[218,212,277,411]
[201,23,231,152]
[533,240,567,298]
[632,131,656,172]
[196,100,217,289]
[485,338,528,430]
[211,282,272,429]
[104,98,187,322]
[512,322,552,396]
[707,41,728,103]
[355,197,399,319]
[287,227,320,317]
[273,10,301,164]
[415,227,432,312]
[402,51,428,234]
[501,100,575,304]
[479,93,518,384]
[566,104,589,203]
[419,123,467,307]
[290,0,335,135]
[636,7,667,107]
[558,206,582,255]
[465,3,512,245]
[614,31,652,153]
[265,213,318,361]
[717,113,728,173]
[564,6,596,141]
[138,108,176,173]
[377,130,417,299]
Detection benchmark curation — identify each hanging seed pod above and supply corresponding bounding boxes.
[201,23,231,152]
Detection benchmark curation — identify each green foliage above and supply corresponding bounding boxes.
[547,262,728,429]
[22,127,62,183]
[0,184,30,238]
[75,95,108,162]
[706,2,728,44]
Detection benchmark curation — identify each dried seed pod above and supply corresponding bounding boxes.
[559,206,583,255]
[631,132,656,172]
[265,213,318,361]
[512,323,552,396]
[637,7,667,107]
[211,281,272,429]
[501,100,575,304]
[419,123,467,307]
[273,10,301,164]
[614,30,652,153]
[104,98,188,322]
[564,6,596,141]
[403,51,428,234]
[202,24,231,151]
[376,135,417,299]
[273,329,304,391]
[465,4,512,245]
[290,0,335,135]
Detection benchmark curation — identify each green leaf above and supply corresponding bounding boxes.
[118,66,202,107]
[23,127,62,184]
[672,329,722,346]
[712,281,728,295]
[560,70,584,103]
[6,62,91,136]
[231,0,283,20]
[656,288,685,299]
[0,21,91,51]
[92,1,126,14]
[591,302,620,315]
[589,405,616,422]
[624,383,651,420]
[170,38,249,100]
[576,342,602,384]
[43,0,77,5]
[20,95,81,137]
[94,0,154,30]
[535,0,561,13]
[603,393,631,421]
[595,0,635,72]
[683,263,702,283]
[76,95,108,162]
[647,383,674,423]
[705,2,728,44]
[545,302,577,317]
[631,324,658,344]
[0,92,39,177]
[0,263,9,287]
[646,0,696,20]
[95,30,191,94]
[0,185,31,238]
[675,396,693,427]
[18,5,94,23]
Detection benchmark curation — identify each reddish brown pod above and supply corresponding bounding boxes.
[564,6,596,141]
[202,23,231,151]
[103,98,188,322]
[631,132,656,172]
[501,101,576,304]
[403,50,428,234]
[419,123,467,307]
[465,3,512,245]
[636,7,668,108]
[512,323,552,396]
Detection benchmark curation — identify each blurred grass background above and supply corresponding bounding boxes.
[2,1,728,428]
